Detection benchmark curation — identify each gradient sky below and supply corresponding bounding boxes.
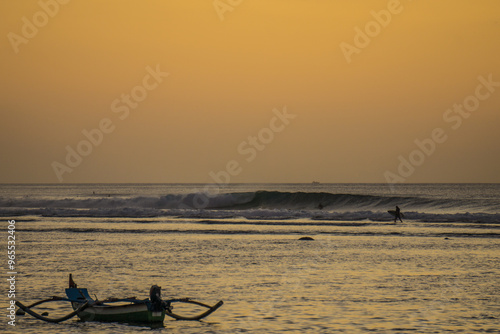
[1,0,499,183]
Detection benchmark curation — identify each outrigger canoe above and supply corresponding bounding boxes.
[16,274,223,324]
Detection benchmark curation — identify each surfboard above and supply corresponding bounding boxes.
[388,210,404,218]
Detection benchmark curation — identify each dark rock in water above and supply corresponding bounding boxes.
[299,236,314,241]
[16,309,25,316]
[444,237,450,240]
[41,312,49,316]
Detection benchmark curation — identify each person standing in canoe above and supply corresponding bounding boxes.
[394,206,403,223]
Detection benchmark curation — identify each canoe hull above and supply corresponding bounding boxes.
[72,302,165,323]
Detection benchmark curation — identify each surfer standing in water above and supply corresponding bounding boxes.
[394,206,403,223]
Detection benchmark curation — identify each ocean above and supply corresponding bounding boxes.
[1,183,499,333]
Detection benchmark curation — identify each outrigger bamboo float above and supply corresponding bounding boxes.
[16,274,223,324]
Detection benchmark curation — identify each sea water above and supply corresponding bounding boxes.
[1,183,499,333]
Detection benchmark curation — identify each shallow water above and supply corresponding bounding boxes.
[3,218,499,333]
[2,183,499,333]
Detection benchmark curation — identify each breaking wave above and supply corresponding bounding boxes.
[1,190,499,223]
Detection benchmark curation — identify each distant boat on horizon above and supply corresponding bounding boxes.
[312,181,320,185]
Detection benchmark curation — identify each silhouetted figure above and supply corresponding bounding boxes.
[318,203,324,210]
[394,206,403,223]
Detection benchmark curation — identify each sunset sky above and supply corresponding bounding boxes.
[1,0,499,183]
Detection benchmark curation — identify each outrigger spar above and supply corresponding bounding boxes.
[16,274,223,324]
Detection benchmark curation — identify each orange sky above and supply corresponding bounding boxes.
[1,0,499,183]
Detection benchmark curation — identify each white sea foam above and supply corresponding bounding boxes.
[1,187,499,224]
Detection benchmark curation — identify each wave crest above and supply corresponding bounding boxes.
[1,190,499,223]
